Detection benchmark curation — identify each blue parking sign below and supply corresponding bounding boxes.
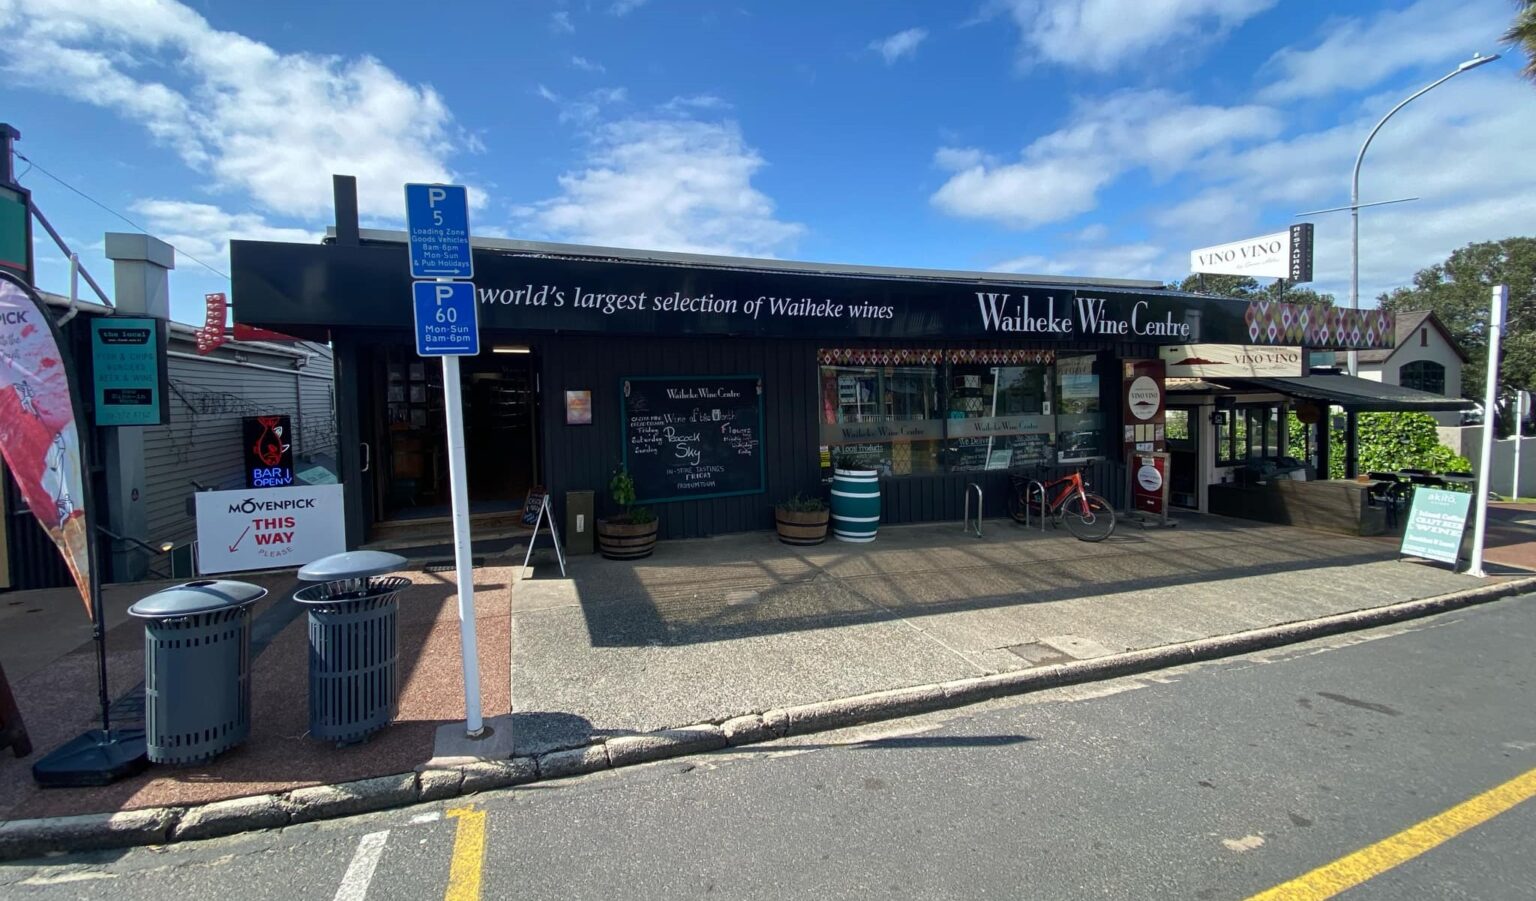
[412,281,480,356]
[405,183,473,279]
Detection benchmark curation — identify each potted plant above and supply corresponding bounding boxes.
[830,454,881,543]
[775,493,829,545]
[597,468,659,559]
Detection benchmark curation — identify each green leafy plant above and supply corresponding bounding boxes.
[607,467,654,523]
[777,493,827,513]
[1307,411,1473,479]
[832,453,875,472]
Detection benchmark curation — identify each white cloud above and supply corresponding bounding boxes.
[1259,0,1507,102]
[931,90,1279,228]
[130,199,320,272]
[610,0,646,15]
[0,0,468,219]
[516,118,803,257]
[1149,76,1536,301]
[1071,223,1109,242]
[1001,0,1277,72]
[571,55,606,73]
[870,28,928,65]
[550,11,575,33]
[661,94,731,114]
[991,243,1169,281]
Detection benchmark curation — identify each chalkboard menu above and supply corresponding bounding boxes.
[621,375,765,504]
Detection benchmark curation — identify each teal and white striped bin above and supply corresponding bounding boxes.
[831,468,881,543]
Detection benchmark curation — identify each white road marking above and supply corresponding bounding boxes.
[1223,834,1267,852]
[410,812,443,825]
[333,830,390,901]
[20,871,119,886]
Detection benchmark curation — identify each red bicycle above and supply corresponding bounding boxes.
[1007,469,1117,541]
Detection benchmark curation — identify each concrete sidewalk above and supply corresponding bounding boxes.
[504,514,1485,754]
[0,511,1529,855]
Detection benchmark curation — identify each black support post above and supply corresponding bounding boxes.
[1344,409,1359,479]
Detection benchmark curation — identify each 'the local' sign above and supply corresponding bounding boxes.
[194,484,345,574]
[1190,224,1314,282]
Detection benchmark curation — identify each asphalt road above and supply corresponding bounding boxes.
[2,593,1533,901]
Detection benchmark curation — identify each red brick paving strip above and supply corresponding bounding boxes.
[0,567,512,820]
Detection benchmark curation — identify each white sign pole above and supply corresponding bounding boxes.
[1467,284,1507,578]
[441,344,484,737]
[1511,391,1525,500]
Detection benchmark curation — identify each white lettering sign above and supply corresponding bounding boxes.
[1160,344,1306,378]
[1189,230,1294,279]
[195,484,346,575]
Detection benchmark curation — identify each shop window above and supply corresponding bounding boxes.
[1217,404,1281,465]
[944,364,1052,472]
[820,363,943,476]
[818,349,1103,477]
[1054,354,1103,463]
[1400,360,1445,395]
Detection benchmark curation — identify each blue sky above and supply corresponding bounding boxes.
[2,0,1533,324]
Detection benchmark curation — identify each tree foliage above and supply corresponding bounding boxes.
[1328,413,1472,480]
[1378,237,1536,397]
[1170,274,1334,307]
[1506,0,1536,82]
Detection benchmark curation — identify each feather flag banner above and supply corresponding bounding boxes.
[0,273,91,615]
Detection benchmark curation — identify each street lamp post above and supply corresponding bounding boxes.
[1348,52,1499,376]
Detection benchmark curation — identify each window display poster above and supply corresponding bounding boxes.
[566,389,592,425]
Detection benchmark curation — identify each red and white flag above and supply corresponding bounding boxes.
[0,273,92,615]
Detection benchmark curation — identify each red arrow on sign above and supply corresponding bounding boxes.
[228,526,250,553]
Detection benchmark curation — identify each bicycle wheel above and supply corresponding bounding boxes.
[1061,492,1116,542]
[1006,482,1035,523]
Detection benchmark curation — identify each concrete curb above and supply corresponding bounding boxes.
[2,576,1531,861]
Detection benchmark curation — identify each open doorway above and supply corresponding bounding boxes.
[1165,406,1200,510]
[375,344,539,522]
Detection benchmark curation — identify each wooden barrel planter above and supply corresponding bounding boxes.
[831,468,881,543]
[597,518,659,560]
[775,508,829,545]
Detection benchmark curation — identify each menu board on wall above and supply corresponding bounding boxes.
[621,375,765,503]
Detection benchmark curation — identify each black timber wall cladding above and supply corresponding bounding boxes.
[536,335,1138,541]
[537,334,822,540]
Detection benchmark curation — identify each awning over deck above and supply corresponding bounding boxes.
[1170,372,1474,412]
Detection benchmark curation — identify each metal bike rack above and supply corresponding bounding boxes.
[962,482,983,537]
[1023,479,1047,532]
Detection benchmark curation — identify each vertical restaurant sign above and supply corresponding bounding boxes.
[90,317,167,426]
[0,274,91,614]
[1122,359,1166,455]
[0,187,27,276]
[242,415,294,488]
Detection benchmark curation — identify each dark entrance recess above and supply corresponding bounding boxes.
[368,340,539,523]
[1165,406,1200,510]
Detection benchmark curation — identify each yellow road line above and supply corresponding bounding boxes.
[444,805,487,901]
[1247,764,1536,900]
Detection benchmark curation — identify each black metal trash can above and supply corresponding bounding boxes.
[293,551,409,745]
[128,580,268,765]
